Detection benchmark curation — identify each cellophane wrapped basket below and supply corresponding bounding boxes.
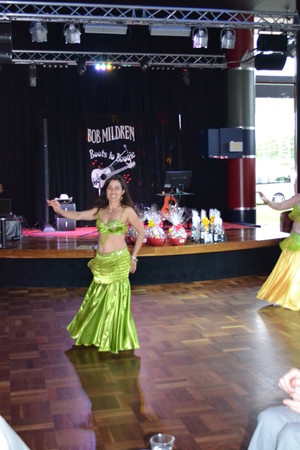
[167,207,187,246]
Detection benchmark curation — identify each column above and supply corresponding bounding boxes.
[226,28,256,224]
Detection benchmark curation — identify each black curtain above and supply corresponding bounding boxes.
[0,62,228,227]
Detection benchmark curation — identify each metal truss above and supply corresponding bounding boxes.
[0,1,300,32]
[12,50,227,69]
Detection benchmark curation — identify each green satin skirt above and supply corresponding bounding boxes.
[67,247,140,353]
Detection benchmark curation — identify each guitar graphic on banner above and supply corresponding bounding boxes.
[91,146,136,195]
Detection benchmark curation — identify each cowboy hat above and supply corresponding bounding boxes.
[55,193,73,203]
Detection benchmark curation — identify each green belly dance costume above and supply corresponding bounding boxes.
[67,208,140,353]
[257,204,300,311]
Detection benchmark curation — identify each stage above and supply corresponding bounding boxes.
[0,224,286,287]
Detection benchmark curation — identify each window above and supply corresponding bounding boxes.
[255,57,296,226]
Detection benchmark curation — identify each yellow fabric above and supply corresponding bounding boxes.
[67,248,139,353]
[280,230,300,252]
[257,246,300,311]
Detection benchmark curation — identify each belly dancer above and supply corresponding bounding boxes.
[47,175,145,353]
[257,191,300,311]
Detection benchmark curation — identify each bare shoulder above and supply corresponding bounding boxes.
[123,206,136,219]
[281,193,300,210]
[290,193,300,206]
[90,206,99,217]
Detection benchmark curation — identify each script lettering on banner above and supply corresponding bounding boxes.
[86,121,137,199]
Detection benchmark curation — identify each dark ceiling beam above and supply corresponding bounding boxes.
[0,1,299,32]
[12,50,227,69]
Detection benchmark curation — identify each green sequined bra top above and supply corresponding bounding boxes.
[96,207,128,244]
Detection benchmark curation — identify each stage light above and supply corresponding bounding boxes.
[140,57,150,72]
[64,24,81,44]
[141,62,148,72]
[77,57,86,76]
[192,27,208,49]
[149,25,191,37]
[95,62,110,71]
[30,22,48,43]
[84,23,127,35]
[182,68,190,86]
[221,27,236,50]
[0,22,12,64]
[29,64,37,87]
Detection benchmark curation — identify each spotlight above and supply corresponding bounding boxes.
[192,27,208,49]
[77,57,86,76]
[29,64,37,87]
[141,62,148,72]
[140,58,149,72]
[221,27,236,50]
[182,68,190,86]
[30,22,48,43]
[64,24,81,44]
[95,62,110,71]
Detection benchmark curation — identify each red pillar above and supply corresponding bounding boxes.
[226,28,256,224]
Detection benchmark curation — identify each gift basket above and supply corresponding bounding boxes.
[126,204,149,246]
[167,207,188,246]
[146,205,166,246]
[209,208,225,242]
[200,209,213,244]
[191,209,201,243]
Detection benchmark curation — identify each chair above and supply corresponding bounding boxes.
[280,210,292,233]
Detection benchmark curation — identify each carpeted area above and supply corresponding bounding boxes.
[22,222,251,238]
[23,227,99,238]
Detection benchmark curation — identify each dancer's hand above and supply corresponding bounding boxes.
[47,199,62,213]
[130,259,137,274]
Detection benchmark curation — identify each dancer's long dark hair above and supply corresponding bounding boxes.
[94,175,136,212]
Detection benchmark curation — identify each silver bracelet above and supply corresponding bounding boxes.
[131,255,138,262]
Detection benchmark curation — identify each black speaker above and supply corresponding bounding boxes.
[0,218,23,241]
[0,22,12,64]
[257,33,288,52]
[56,203,76,231]
[254,53,287,71]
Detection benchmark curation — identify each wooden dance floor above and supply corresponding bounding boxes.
[1,276,300,450]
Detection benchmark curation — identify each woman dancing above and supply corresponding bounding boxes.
[47,175,145,353]
[257,191,300,311]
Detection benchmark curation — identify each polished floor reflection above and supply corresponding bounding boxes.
[2,276,300,449]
